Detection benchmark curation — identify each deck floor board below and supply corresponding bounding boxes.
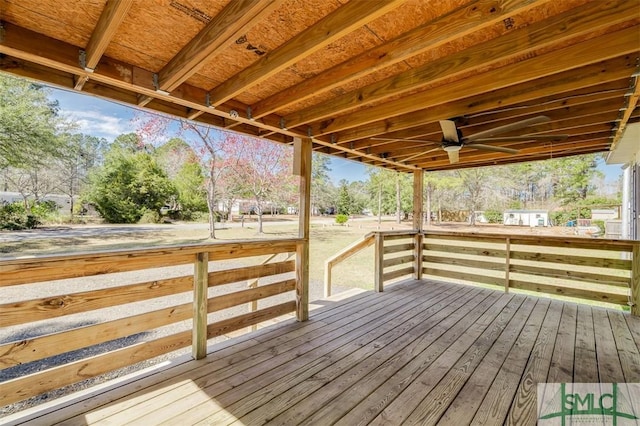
[4,280,638,426]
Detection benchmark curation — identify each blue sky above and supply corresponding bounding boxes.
[48,86,621,185]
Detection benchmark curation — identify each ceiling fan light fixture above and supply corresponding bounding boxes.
[443,145,462,152]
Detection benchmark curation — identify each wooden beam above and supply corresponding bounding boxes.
[251,0,549,118]
[0,23,416,172]
[296,138,312,321]
[317,27,640,134]
[375,233,385,292]
[334,55,637,143]
[207,0,407,106]
[611,76,640,150]
[413,170,423,280]
[284,0,637,128]
[75,0,133,90]
[633,244,640,317]
[193,252,208,360]
[159,0,282,93]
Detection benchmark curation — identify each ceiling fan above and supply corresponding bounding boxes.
[372,115,569,164]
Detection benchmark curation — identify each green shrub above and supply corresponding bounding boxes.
[592,219,605,235]
[0,201,58,230]
[484,209,503,224]
[138,209,161,224]
[335,214,349,224]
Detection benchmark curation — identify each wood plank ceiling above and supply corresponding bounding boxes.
[1,0,638,172]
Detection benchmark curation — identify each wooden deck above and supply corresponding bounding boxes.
[6,280,640,426]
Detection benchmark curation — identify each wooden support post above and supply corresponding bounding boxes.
[324,260,332,298]
[505,237,511,293]
[375,232,384,292]
[413,169,424,280]
[632,243,639,316]
[295,137,311,321]
[193,252,208,360]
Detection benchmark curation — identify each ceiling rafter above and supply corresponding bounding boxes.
[136,0,283,108]
[345,83,627,151]
[206,0,408,107]
[284,0,636,128]
[312,27,639,135]
[250,0,550,119]
[334,55,638,144]
[74,0,133,91]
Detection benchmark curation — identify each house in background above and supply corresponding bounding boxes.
[503,209,549,227]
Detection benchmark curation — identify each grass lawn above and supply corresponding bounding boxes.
[0,221,380,291]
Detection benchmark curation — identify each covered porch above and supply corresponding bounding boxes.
[1,0,640,424]
[3,278,639,425]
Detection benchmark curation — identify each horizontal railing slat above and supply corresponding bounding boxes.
[206,301,296,339]
[509,251,631,270]
[0,238,302,287]
[383,266,414,282]
[383,243,414,254]
[423,267,505,287]
[510,264,630,287]
[424,231,634,251]
[508,279,628,305]
[422,255,505,272]
[208,260,295,287]
[383,254,414,268]
[0,330,192,407]
[0,303,192,368]
[0,276,193,327]
[207,279,296,313]
[423,243,507,258]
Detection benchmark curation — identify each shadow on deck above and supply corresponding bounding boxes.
[5,279,640,425]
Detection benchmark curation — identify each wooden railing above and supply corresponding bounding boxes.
[0,238,304,407]
[324,230,639,316]
[422,231,639,314]
[324,232,375,297]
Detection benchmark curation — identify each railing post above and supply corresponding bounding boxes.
[505,237,511,293]
[324,260,332,298]
[632,243,639,316]
[375,232,384,292]
[193,252,208,360]
[296,241,309,321]
[413,232,423,280]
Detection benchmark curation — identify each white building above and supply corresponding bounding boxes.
[503,210,549,227]
[606,122,639,240]
[591,209,618,221]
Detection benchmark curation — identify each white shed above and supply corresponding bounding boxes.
[503,210,549,227]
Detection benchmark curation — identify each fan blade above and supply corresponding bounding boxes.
[465,144,519,154]
[439,120,459,142]
[473,134,568,143]
[447,149,459,164]
[371,137,440,144]
[403,147,441,162]
[465,116,551,141]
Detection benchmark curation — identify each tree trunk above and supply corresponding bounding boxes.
[206,162,216,239]
[257,206,264,233]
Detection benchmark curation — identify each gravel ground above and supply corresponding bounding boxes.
[0,259,351,418]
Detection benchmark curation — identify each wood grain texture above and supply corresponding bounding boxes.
[4,280,637,425]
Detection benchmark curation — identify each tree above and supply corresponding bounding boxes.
[138,117,232,238]
[155,137,207,216]
[223,137,295,234]
[310,152,335,215]
[456,168,490,225]
[54,133,106,217]
[336,180,352,215]
[85,138,176,223]
[550,154,602,205]
[0,75,69,168]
